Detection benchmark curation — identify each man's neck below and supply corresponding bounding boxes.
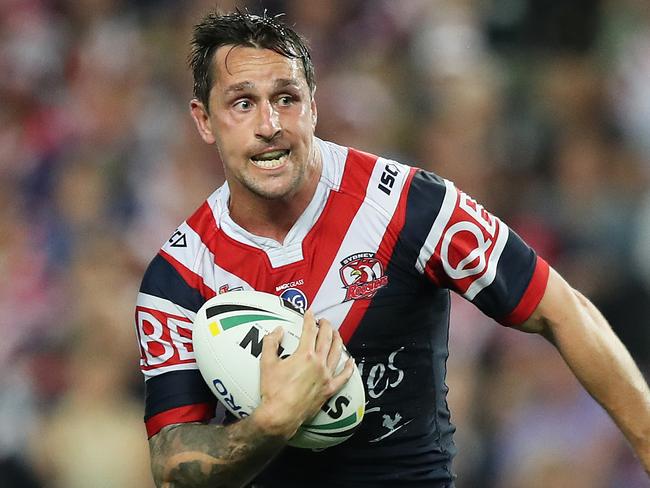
[227,145,322,244]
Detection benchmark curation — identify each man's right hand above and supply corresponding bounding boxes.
[252,310,355,440]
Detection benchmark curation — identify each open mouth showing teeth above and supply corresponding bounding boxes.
[250,150,290,169]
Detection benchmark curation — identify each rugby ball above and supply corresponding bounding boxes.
[192,290,365,449]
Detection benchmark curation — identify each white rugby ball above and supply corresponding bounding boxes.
[192,290,365,449]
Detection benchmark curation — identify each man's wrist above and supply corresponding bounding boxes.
[250,404,300,441]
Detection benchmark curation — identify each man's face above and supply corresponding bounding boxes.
[191,46,317,201]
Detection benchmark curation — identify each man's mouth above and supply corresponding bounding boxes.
[250,149,290,169]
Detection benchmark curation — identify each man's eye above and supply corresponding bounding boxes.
[234,100,252,110]
[278,96,293,106]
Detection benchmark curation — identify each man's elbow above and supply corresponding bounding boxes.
[150,450,214,488]
[149,433,224,488]
[149,426,192,488]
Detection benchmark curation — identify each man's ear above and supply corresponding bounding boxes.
[190,99,216,144]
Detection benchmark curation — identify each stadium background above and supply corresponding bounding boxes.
[1,0,649,486]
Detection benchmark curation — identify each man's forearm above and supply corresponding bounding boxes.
[149,416,287,488]
[541,281,650,471]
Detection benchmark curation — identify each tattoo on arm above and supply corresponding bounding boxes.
[149,421,286,488]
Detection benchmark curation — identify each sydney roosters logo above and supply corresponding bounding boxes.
[339,252,388,301]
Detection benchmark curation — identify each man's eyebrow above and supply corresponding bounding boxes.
[222,79,301,96]
[274,78,301,89]
[224,81,254,95]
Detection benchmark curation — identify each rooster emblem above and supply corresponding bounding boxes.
[339,253,388,301]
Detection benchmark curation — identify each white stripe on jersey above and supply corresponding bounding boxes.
[136,292,197,320]
[463,218,509,300]
[415,179,457,274]
[161,220,254,294]
[161,221,206,276]
[312,157,410,328]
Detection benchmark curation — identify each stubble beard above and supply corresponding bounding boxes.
[241,160,305,201]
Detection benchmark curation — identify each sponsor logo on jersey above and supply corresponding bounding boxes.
[280,287,308,314]
[440,189,508,299]
[218,284,244,294]
[168,229,187,248]
[136,307,194,372]
[275,279,304,292]
[377,163,401,196]
[339,252,388,301]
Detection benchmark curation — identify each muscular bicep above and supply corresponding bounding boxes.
[515,266,582,341]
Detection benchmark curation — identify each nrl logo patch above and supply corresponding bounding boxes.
[339,252,388,301]
[280,287,308,314]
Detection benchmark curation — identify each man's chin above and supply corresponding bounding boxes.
[246,182,297,201]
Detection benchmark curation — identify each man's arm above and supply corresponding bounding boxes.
[517,267,650,473]
[148,311,354,488]
[149,418,285,488]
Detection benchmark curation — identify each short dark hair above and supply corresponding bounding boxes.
[189,10,315,112]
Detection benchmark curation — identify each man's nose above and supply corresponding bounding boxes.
[255,101,281,141]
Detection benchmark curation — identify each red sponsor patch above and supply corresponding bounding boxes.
[135,307,195,373]
[430,189,506,299]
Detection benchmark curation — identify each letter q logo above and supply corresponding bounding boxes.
[441,221,492,279]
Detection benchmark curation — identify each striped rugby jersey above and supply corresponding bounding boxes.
[135,138,549,486]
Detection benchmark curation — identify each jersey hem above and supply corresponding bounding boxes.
[145,402,215,438]
[500,257,550,326]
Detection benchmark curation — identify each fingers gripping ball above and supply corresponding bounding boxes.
[192,290,365,449]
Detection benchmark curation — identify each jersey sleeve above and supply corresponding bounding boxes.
[408,170,549,326]
[135,224,218,438]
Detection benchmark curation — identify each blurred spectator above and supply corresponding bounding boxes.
[30,336,153,488]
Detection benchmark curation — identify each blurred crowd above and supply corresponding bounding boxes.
[1,0,649,486]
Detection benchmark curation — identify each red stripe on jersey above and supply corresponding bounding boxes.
[215,230,279,289]
[339,167,417,343]
[501,257,550,326]
[159,249,216,300]
[186,200,277,290]
[187,201,219,237]
[301,148,378,300]
[145,402,215,438]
